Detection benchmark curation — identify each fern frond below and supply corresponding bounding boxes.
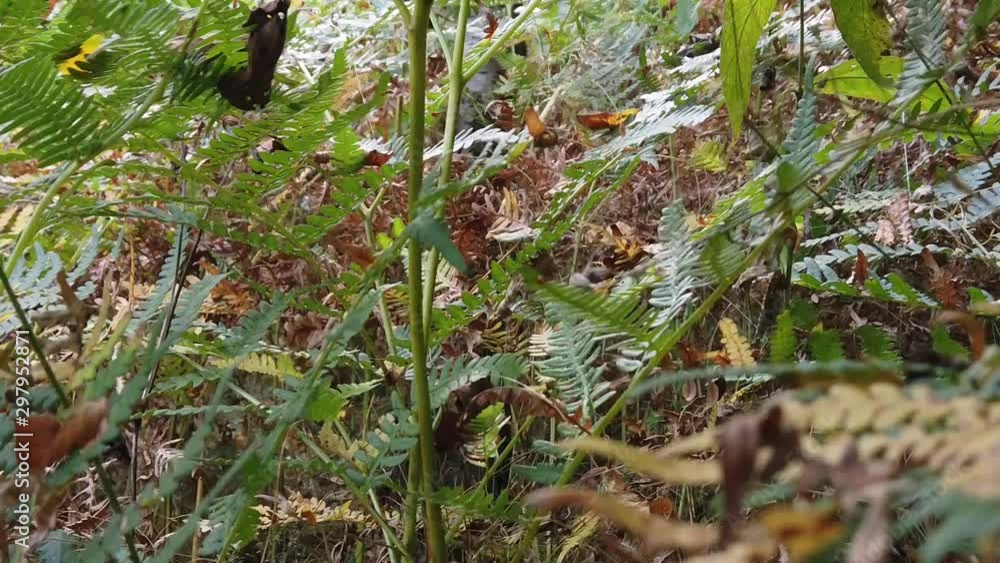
[809,329,845,361]
[0,58,104,164]
[770,309,797,363]
[533,319,612,422]
[690,140,727,172]
[856,325,901,363]
[211,352,302,379]
[427,353,525,410]
[128,234,183,335]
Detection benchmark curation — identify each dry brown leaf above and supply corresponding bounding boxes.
[853,249,869,285]
[525,487,719,554]
[523,107,558,147]
[758,504,843,562]
[920,249,960,308]
[576,108,638,130]
[18,399,110,471]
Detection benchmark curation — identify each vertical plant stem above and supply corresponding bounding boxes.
[404,0,447,561]
[422,0,473,336]
[402,444,422,553]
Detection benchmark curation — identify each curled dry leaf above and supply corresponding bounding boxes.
[920,249,960,309]
[525,487,719,554]
[758,504,843,562]
[18,399,110,471]
[523,107,558,147]
[576,108,638,130]
[562,436,721,485]
[853,249,868,286]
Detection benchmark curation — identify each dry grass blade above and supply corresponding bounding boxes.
[525,487,719,554]
[562,436,721,485]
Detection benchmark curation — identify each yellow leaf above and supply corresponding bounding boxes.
[718,317,755,367]
[759,505,843,562]
[57,34,104,76]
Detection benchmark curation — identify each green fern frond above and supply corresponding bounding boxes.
[427,353,525,410]
[533,320,612,422]
[128,234,183,335]
[857,324,901,363]
[770,309,797,363]
[690,140,727,172]
[809,329,845,362]
[893,0,948,110]
[0,58,104,164]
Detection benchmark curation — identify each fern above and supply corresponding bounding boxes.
[770,309,797,363]
[426,353,526,410]
[532,319,612,422]
[0,230,101,337]
[211,352,302,379]
[690,140,727,172]
[808,329,845,361]
[856,324,901,363]
[893,0,948,111]
[0,59,105,164]
[587,98,714,160]
[127,232,183,335]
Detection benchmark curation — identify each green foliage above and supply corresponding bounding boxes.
[931,326,969,361]
[816,57,902,102]
[720,0,777,135]
[534,319,611,422]
[856,324,901,363]
[0,59,104,164]
[770,309,796,363]
[830,0,893,85]
[406,213,469,273]
[808,329,845,361]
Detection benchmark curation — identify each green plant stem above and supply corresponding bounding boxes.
[5,163,80,276]
[428,0,542,118]
[404,0,448,561]
[401,444,422,554]
[422,0,472,337]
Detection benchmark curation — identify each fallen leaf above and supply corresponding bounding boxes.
[523,107,558,147]
[576,108,638,130]
[759,504,843,562]
[853,249,868,285]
